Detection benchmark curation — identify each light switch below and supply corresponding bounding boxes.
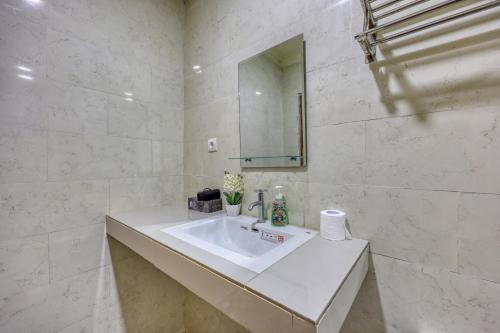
[208,138,217,152]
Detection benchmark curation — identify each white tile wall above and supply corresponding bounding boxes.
[183,1,500,332]
[458,193,500,283]
[0,0,186,331]
[1,0,499,331]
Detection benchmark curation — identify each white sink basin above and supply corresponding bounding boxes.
[161,215,317,273]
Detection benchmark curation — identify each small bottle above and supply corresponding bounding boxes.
[271,185,289,226]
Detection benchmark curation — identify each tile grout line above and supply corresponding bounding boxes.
[308,107,491,129]
[372,252,500,286]
[455,195,461,275]
[2,179,499,197]
[47,232,51,284]
[108,178,111,215]
[46,128,49,182]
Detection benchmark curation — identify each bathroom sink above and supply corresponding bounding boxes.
[161,215,317,273]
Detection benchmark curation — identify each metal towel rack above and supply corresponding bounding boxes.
[354,0,500,62]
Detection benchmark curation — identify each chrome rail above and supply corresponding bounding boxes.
[354,0,500,62]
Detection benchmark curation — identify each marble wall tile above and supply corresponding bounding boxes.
[0,234,49,298]
[153,141,183,176]
[86,0,141,41]
[158,105,184,142]
[307,57,396,126]
[151,66,184,108]
[184,95,239,142]
[0,0,46,23]
[0,182,48,239]
[49,223,108,281]
[86,0,184,70]
[357,254,500,333]
[305,183,363,230]
[1,0,186,331]
[302,2,360,72]
[184,174,221,200]
[0,181,107,240]
[183,140,205,177]
[184,56,238,109]
[42,0,98,45]
[183,0,245,74]
[48,132,152,181]
[0,0,102,45]
[0,128,47,183]
[307,122,365,185]
[358,187,460,270]
[0,11,46,69]
[45,29,106,89]
[226,1,305,61]
[108,96,162,140]
[54,317,99,333]
[458,193,500,284]
[371,45,500,117]
[0,266,113,333]
[46,81,108,136]
[183,107,199,142]
[109,176,183,214]
[184,137,240,183]
[184,0,360,76]
[43,180,108,232]
[0,68,48,130]
[165,175,185,204]
[202,136,240,180]
[44,246,129,331]
[46,29,151,100]
[184,1,500,333]
[365,108,500,193]
[183,175,200,199]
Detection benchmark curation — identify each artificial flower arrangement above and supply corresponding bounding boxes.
[223,171,244,216]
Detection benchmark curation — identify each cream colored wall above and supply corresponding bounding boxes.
[0,0,186,331]
[183,1,500,332]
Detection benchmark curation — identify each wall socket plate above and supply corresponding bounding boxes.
[208,138,217,152]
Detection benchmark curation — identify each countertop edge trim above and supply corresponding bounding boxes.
[105,215,317,325]
[315,243,370,324]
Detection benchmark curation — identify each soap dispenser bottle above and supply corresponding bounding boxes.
[271,185,289,226]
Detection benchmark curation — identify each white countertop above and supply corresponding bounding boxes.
[107,205,368,323]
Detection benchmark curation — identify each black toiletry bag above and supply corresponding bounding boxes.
[197,188,221,201]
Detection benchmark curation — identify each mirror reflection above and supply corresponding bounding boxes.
[238,35,306,168]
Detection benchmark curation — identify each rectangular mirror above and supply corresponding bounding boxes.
[237,35,306,168]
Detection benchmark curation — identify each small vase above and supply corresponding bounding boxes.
[226,204,241,216]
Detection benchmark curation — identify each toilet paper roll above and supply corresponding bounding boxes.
[320,210,352,241]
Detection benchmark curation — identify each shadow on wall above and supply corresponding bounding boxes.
[340,254,387,333]
[108,236,186,333]
[184,291,251,333]
[108,236,249,333]
[368,11,500,122]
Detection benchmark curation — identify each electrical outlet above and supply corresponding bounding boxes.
[208,138,217,152]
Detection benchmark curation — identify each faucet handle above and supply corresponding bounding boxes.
[254,189,268,193]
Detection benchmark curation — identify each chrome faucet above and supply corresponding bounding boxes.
[248,189,267,231]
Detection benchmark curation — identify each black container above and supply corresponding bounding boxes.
[197,188,221,201]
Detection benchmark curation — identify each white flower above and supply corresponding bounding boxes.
[223,171,244,193]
